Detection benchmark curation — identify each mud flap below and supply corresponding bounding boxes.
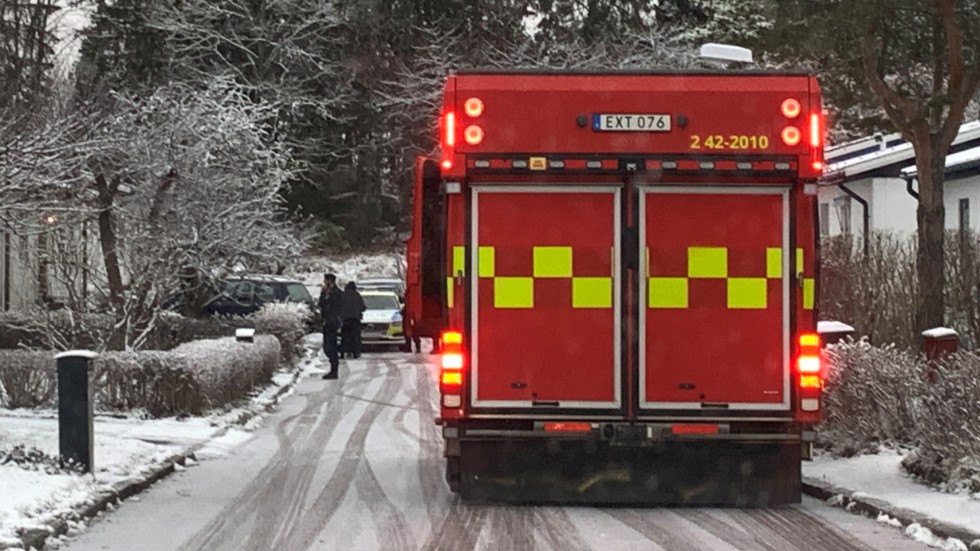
[458,439,800,506]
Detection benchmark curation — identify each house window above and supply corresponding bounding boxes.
[959,198,970,233]
[819,203,830,237]
[834,196,852,236]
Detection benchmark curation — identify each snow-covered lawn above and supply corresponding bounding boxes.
[804,449,980,543]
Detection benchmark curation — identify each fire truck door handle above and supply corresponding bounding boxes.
[454,270,464,286]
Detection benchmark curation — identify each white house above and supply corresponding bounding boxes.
[819,121,980,242]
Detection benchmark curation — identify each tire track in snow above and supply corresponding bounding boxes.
[179,360,378,551]
[420,500,491,551]
[486,506,535,550]
[683,509,781,551]
[352,360,416,551]
[602,509,704,551]
[533,508,591,551]
[276,358,403,551]
[754,508,876,551]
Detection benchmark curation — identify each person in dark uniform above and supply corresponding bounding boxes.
[318,273,343,379]
[400,303,422,353]
[340,281,366,358]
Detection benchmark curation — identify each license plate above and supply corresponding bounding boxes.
[593,114,671,132]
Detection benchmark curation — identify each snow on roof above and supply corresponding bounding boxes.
[921,327,958,338]
[901,145,980,177]
[825,120,980,181]
[817,320,855,334]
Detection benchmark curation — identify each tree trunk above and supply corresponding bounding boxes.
[95,173,124,310]
[915,147,946,335]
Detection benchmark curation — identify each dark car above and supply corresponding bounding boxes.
[165,275,319,327]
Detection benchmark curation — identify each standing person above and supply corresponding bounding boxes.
[340,281,367,359]
[318,273,343,379]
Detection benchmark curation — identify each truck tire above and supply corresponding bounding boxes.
[446,456,461,493]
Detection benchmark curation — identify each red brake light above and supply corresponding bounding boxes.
[441,159,452,170]
[781,98,801,118]
[797,332,822,374]
[543,422,592,432]
[671,424,719,435]
[781,126,802,146]
[442,352,463,370]
[464,125,484,145]
[444,112,455,147]
[809,112,823,148]
[464,97,484,118]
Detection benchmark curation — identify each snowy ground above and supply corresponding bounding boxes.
[0,336,319,549]
[804,450,980,549]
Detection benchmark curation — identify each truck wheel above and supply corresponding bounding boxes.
[446,457,461,493]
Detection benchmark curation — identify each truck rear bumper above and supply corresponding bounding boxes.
[456,438,802,506]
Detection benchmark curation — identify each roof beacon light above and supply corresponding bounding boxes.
[781,126,802,146]
[781,98,802,118]
[464,125,484,145]
[464,97,484,118]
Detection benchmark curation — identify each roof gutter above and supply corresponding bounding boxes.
[838,183,870,257]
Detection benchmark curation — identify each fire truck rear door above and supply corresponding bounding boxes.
[640,186,791,411]
[471,185,621,410]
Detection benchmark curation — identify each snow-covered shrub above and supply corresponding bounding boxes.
[0,377,8,408]
[171,335,280,411]
[819,340,924,456]
[250,302,310,364]
[821,342,980,491]
[145,311,236,350]
[0,350,56,408]
[97,351,202,416]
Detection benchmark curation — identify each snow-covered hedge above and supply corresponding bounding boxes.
[0,350,57,409]
[0,336,280,416]
[820,340,980,493]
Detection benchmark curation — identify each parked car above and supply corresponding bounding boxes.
[164,275,319,328]
[357,278,406,301]
[360,290,404,347]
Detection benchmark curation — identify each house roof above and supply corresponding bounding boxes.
[900,145,980,180]
[823,120,980,183]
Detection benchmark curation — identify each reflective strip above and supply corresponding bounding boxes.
[446,277,454,308]
[803,278,815,310]
[494,277,534,308]
[688,247,727,278]
[727,278,767,309]
[766,248,782,279]
[649,277,689,308]
[478,246,495,278]
[533,246,573,278]
[572,277,612,308]
[796,248,804,274]
[453,246,465,274]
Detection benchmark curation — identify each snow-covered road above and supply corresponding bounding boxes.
[63,350,933,551]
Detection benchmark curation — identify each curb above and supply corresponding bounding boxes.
[802,476,980,547]
[10,365,304,551]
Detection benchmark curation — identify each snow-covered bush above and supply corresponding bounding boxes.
[0,350,56,408]
[171,335,280,412]
[98,351,202,416]
[821,341,980,492]
[251,302,310,364]
[0,378,8,408]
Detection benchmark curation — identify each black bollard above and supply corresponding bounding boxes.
[56,350,97,474]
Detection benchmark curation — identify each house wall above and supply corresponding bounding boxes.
[944,174,980,232]
[871,178,918,234]
[817,178,873,238]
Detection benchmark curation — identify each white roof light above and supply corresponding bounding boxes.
[699,43,753,66]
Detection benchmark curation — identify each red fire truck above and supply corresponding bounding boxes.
[405,69,825,505]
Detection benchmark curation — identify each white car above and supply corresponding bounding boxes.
[357,278,406,301]
[360,290,404,346]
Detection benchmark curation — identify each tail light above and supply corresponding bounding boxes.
[797,332,822,414]
[440,112,456,172]
[440,330,465,413]
[464,125,484,145]
[781,126,802,146]
[463,97,484,118]
[781,98,801,118]
[809,111,825,172]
